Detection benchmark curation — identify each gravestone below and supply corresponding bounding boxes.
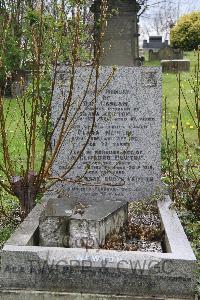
[4,70,30,98]
[159,47,183,60]
[91,0,141,66]
[149,47,183,62]
[52,66,162,203]
[44,1,162,249]
[48,66,162,247]
[149,49,159,61]
[143,36,168,51]
[0,0,197,298]
[47,0,162,248]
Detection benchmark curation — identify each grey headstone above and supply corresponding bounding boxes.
[149,47,183,62]
[143,36,168,51]
[91,0,140,66]
[52,66,162,203]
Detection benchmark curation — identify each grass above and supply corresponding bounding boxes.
[145,51,198,150]
[162,53,198,146]
[0,98,44,173]
[144,51,200,294]
[0,98,45,248]
[0,189,20,248]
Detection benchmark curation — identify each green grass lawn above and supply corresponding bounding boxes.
[145,51,199,162]
[145,51,200,293]
[0,98,45,245]
[0,99,44,173]
[162,52,198,146]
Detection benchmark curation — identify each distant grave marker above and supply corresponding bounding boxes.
[149,46,183,61]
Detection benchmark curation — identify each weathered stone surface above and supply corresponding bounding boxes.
[39,214,70,248]
[52,66,162,203]
[161,60,190,73]
[69,199,128,248]
[149,47,183,61]
[39,197,73,248]
[39,197,128,248]
[3,191,57,247]
[0,196,196,298]
[91,0,140,66]
[143,36,168,51]
[0,290,195,300]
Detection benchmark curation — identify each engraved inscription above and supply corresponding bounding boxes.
[52,67,162,202]
[142,71,158,87]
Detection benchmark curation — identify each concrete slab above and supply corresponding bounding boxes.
[0,290,195,300]
[39,197,128,248]
[0,195,197,298]
[161,60,190,73]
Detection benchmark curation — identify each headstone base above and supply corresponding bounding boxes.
[39,197,128,248]
[0,290,195,300]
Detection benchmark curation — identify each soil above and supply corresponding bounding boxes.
[101,199,164,252]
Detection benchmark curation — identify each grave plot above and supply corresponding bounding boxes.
[0,1,197,299]
[0,66,196,299]
[0,192,196,299]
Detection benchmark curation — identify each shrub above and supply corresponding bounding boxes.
[170,12,200,51]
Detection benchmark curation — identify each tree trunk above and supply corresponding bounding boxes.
[12,171,38,220]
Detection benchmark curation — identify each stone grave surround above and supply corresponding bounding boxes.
[0,0,197,298]
[0,291,197,300]
[0,193,197,298]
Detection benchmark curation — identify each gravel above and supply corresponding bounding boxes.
[102,199,164,253]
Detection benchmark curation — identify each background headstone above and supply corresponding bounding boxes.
[143,36,168,51]
[4,70,30,98]
[149,49,159,61]
[91,0,141,66]
[149,47,183,62]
